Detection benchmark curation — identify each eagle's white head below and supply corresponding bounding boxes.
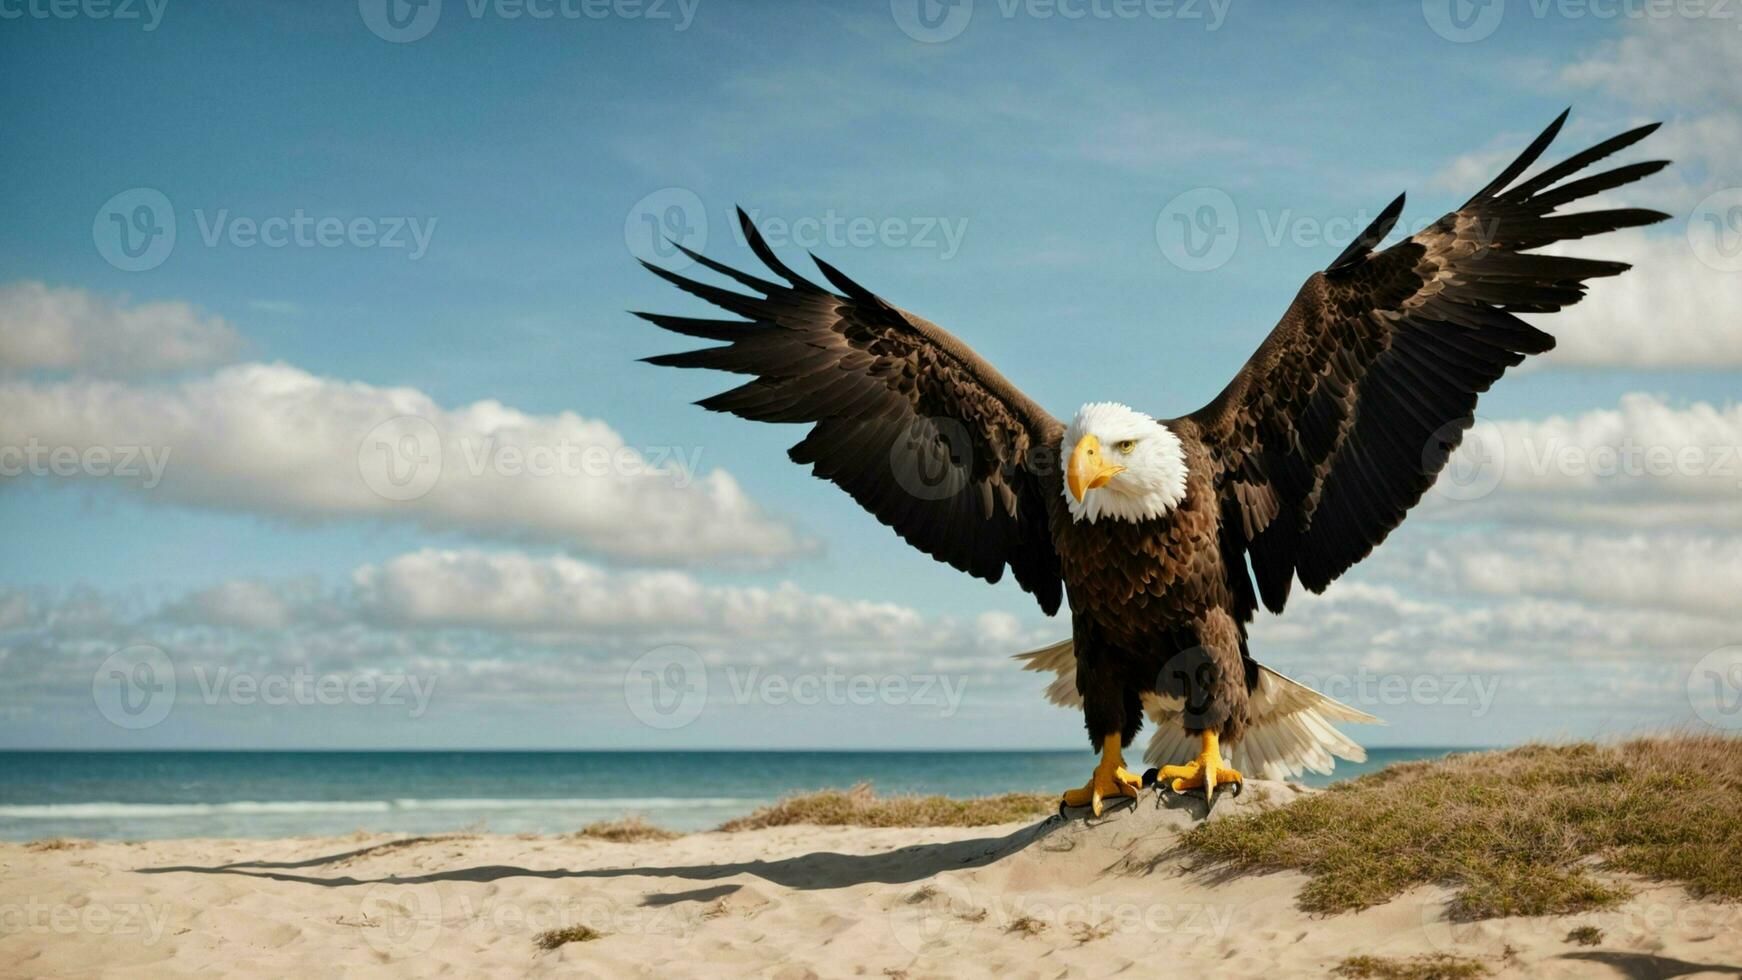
[1060,402,1187,524]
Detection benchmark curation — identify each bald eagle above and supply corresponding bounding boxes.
[636,111,1665,814]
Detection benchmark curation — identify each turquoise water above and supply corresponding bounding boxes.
[0,748,1469,840]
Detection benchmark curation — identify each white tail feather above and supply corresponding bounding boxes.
[1015,639,1382,781]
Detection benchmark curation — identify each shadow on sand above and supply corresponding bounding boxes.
[134,811,1089,892]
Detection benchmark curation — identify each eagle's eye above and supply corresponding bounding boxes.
[1115,440,1136,454]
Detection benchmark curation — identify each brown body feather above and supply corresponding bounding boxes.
[635,111,1667,755]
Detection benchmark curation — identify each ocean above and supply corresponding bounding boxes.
[0,748,1467,841]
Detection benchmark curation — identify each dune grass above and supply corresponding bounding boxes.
[1181,735,1742,919]
[24,838,90,852]
[716,782,1055,831]
[534,925,602,949]
[1332,953,1489,979]
[571,816,682,843]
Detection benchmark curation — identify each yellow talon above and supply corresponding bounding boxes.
[1159,730,1243,804]
[1061,734,1145,816]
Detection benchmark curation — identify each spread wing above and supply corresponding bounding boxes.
[636,208,1066,615]
[1189,111,1669,612]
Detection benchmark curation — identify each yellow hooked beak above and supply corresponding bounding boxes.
[1067,434,1125,502]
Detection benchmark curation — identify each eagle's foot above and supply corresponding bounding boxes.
[1060,734,1144,817]
[1158,729,1242,804]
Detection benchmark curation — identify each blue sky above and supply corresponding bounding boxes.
[3,0,1740,753]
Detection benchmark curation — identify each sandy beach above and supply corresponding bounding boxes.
[4,781,1738,979]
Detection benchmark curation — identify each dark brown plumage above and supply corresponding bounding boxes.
[634,111,1666,800]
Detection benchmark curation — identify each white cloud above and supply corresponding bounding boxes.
[0,281,245,376]
[1559,15,1742,208]
[1417,530,1742,619]
[1249,577,1728,722]
[1430,393,1742,527]
[1559,14,1742,115]
[0,554,1055,717]
[0,534,1720,746]
[349,548,927,641]
[1531,230,1742,368]
[161,578,328,631]
[0,362,811,567]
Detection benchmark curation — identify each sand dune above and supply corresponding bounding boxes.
[2,782,1737,978]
